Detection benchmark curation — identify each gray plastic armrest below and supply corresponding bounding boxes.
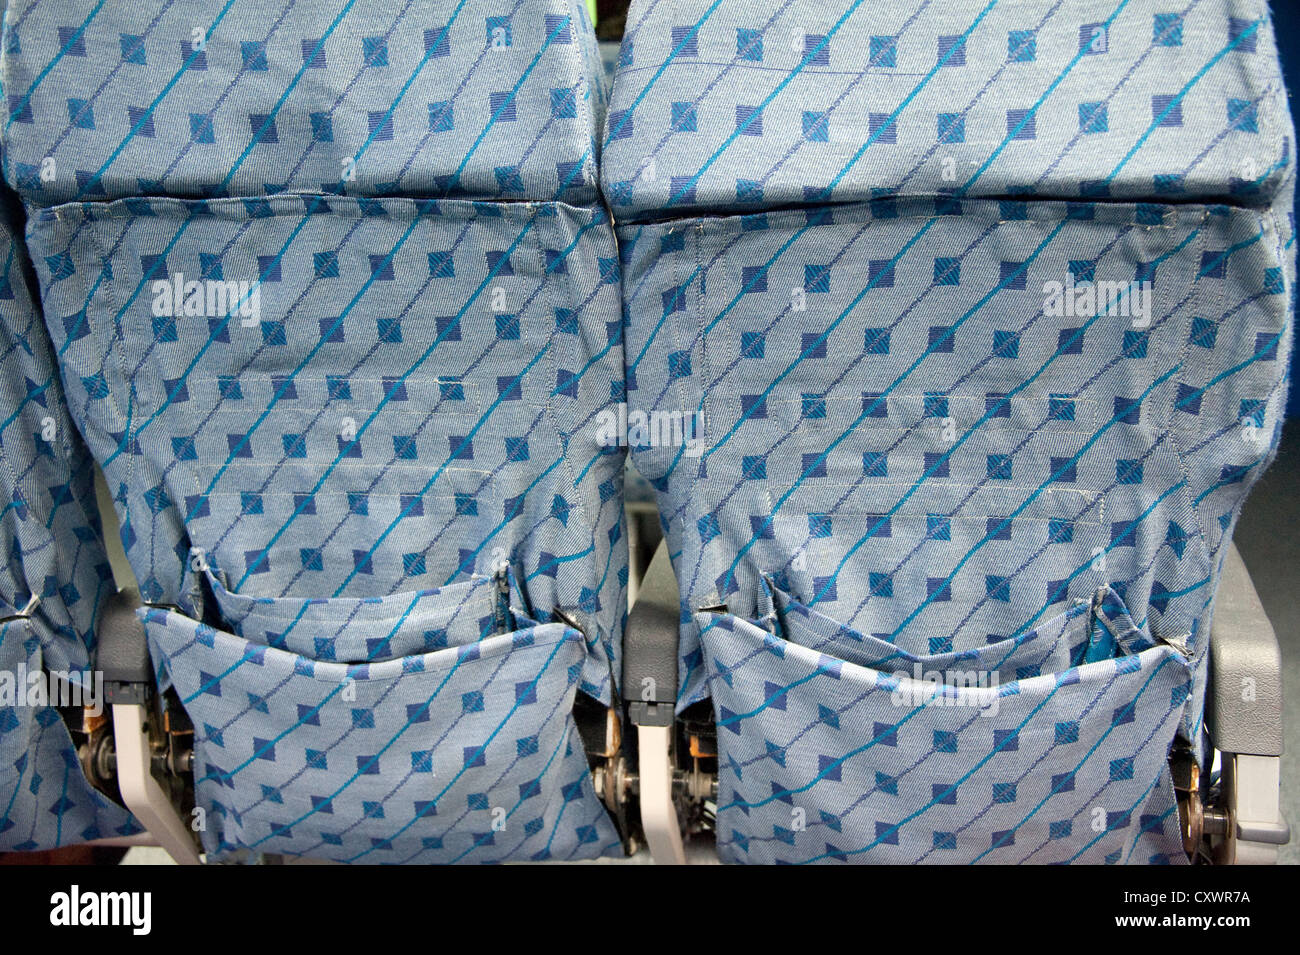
[623,541,679,727]
[1207,544,1284,757]
[96,587,151,706]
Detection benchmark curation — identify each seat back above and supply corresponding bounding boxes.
[604,0,1294,863]
[2,0,626,862]
[0,188,138,850]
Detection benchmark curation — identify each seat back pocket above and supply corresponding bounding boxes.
[142,588,621,863]
[199,554,504,663]
[698,582,1192,864]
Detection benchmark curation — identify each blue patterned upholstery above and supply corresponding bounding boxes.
[143,605,616,862]
[701,585,1191,864]
[604,0,1291,216]
[605,0,1294,863]
[1,0,624,861]
[2,0,1294,865]
[2,0,606,204]
[0,197,139,850]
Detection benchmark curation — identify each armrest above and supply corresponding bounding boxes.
[1207,544,1284,757]
[96,587,151,706]
[622,541,679,727]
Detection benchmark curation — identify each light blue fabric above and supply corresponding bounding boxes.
[1,0,1294,865]
[143,605,618,862]
[1,0,625,860]
[605,0,1294,863]
[0,194,139,849]
[2,0,607,204]
[701,587,1191,864]
[603,0,1292,216]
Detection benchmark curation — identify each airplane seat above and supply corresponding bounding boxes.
[605,0,1293,863]
[1,0,629,863]
[0,176,139,852]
